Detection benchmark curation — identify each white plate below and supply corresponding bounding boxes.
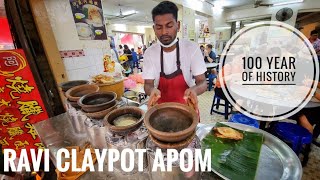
[75,13,85,19]
[82,4,103,27]
[76,23,92,38]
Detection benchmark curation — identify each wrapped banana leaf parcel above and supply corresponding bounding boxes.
[201,122,264,180]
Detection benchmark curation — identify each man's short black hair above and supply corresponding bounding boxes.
[311,30,318,36]
[152,1,178,22]
[207,44,213,49]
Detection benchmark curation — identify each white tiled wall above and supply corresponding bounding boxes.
[62,48,109,81]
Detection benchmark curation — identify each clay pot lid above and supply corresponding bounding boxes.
[65,84,99,102]
[144,102,198,143]
[149,132,196,150]
[103,106,144,135]
[78,91,117,109]
[59,80,89,92]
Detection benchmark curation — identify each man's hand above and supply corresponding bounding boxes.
[148,88,161,108]
[183,88,198,111]
[204,50,209,57]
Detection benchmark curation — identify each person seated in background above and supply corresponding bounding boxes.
[131,48,139,69]
[137,47,143,59]
[291,81,320,145]
[118,45,124,56]
[200,45,205,57]
[309,30,320,61]
[110,44,119,63]
[123,45,133,69]
[204,44,217,63]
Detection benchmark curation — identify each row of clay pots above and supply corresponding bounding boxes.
[60,81,198,149]
[61,81,118,120]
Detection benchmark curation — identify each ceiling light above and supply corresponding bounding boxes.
[122,10,137,16]
[273,0,304,6]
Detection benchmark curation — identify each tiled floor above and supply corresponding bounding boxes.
[198,90,320,180]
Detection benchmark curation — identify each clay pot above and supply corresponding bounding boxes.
[59,80,89,92]
[149,132,195,150]
[78,92,117,113]
[83,102,117,120]
[144,102,198,143]
[67,99,81,109]
[65,84,99,102]
[103,106,144,135]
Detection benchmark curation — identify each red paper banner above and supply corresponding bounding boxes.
[0,49,48,157]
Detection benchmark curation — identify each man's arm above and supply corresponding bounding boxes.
[144,79,155,96]
[190,74,207,95]
[144,79,161,108]
[205,51,216,63]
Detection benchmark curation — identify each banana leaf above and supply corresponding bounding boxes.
[201,123,264,180]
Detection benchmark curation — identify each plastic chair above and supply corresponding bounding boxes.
[229,113,259,128]
[210,93,232,120]
[208,73,217,91]
[271,122,312,166]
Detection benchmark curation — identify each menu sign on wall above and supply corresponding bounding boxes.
[70,0,107,40]
[0,49,49,158]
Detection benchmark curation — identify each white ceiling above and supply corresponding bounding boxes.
[101,0,257,25]
[101,0,303,26]
[102,0,158,26]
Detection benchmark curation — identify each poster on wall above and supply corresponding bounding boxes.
[0,49,49,158]
[69,0,107,40]
[199,20,210,38]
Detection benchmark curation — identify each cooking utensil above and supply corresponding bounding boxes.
[59,80,89,93]
[78,91,117,113]
[65,84,99,102]
[103,106,144,136]
[144,102,198,143]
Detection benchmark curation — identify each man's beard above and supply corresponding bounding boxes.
[159,35,176,45]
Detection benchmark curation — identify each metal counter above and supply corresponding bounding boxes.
[34,113,301,180]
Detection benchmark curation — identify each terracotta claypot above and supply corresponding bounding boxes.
[103,106,144,135]
[78,92,117,113]
[83,101,117,120]
[149,132,196,150]
[67,99,81,109]
[59,80,89,93]
[65,84,99,102]
[144,102,198,143]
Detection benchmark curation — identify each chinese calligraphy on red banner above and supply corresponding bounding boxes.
[0,49,48,158]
